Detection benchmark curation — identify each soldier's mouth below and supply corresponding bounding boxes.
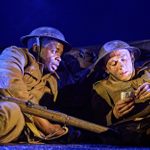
[120,71,128,75]
[51,65,57,71]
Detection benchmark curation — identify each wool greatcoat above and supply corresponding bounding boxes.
[92,62,150,126]
[0,46,58,143]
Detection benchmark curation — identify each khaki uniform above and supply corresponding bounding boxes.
[0,46,58,143]
[92,64,150,126]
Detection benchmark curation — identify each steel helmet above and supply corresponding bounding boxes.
[94,40,141,68]
[20,26,71,51]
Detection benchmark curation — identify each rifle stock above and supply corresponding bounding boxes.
[0,95,111,134]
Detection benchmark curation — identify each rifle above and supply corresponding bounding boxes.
[0,95,112,134]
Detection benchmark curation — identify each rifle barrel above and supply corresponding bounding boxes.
[0,96,110,134]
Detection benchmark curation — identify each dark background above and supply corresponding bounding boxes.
[0,0,150,48]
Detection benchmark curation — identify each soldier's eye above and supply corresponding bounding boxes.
[109,61,117,66]
[51,49,56,54]
[121,57,127,62]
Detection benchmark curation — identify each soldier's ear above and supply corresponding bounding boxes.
[105,67,109,74]
[32,43,38,52]
[105,70,109,74]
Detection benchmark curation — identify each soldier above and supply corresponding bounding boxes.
[91,40,150,145]
[0,27,71,143]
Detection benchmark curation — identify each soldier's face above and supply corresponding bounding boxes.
[40,40,64,73]
[105,49,135,81]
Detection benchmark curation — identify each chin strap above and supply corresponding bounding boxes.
[35,37,41,62]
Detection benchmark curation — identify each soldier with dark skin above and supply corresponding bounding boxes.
[0,27,71,143]
[91,40,150,145]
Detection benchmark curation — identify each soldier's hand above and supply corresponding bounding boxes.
[33,116,65,136]
[135,82,150,100]
[113,99,135,119]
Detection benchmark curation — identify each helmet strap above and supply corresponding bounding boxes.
[35,37,41,62]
